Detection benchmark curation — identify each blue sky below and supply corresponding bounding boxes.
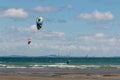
[0,0,120,57]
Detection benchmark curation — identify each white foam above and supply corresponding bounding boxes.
[30,64,120,69]
[6,65,26,68]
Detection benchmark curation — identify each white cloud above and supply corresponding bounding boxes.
[75,33,120,48]
[35,31,66,41]
[0,8,28,19]
[94,33,105,38]
[32,6,57,12]
[66,4,72,9]
[48,45,77,51]
[32,5,72,13]
[95,26,110,30]
[79,46,97,51]
[7,25,66,41]
[77,10,114,22]
[11,25,37,32]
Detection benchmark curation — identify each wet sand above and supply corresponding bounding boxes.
[0,67,120,80]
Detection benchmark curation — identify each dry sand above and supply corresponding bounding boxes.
[0,74,120,80]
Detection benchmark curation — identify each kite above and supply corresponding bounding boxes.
[36,17,43,30]
[28,38,31,45]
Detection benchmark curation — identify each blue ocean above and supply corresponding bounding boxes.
[0,57,120,69]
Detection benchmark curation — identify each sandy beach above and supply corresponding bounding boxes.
[0,67,120,80]
[0,73,120,80]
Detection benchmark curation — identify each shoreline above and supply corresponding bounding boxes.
[0,67,120,74]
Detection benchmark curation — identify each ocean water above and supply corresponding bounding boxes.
[0,57,120,69]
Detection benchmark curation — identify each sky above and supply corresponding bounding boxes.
[0,0,120,57]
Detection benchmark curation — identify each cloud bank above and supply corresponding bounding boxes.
[0,25,120,57]
[77,10,114,22]
[32,6,58,12]
[0,8,28,19]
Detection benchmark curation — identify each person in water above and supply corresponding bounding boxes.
[66,60,70,64]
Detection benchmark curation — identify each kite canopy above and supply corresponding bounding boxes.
[36,17,43,30]
[28,38,31,45]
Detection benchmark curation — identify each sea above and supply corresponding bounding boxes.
[0,57,120,69]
